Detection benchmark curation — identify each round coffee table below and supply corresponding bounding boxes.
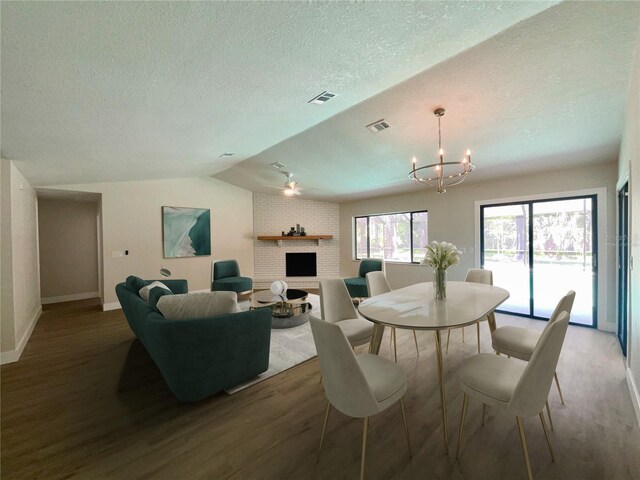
[250,289,312,329]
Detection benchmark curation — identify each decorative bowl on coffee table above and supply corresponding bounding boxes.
[249,288,312,328]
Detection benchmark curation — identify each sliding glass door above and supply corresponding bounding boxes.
[482,204,530,315]
[481,195,597,327]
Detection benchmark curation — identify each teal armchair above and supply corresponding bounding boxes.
[344,258,385,298]
[211,259,253,294]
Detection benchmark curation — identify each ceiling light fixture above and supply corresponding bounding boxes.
[263,172,302,196]
[409,108,474,194]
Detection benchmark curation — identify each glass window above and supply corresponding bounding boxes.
[412,211,428,263]
[354,210,428,264]
[355,217,368,260]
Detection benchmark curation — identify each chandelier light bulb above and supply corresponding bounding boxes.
[439,148,444,156]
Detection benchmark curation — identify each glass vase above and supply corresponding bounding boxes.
[434,269,447,300]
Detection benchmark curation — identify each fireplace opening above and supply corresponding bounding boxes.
[286,252,317,277]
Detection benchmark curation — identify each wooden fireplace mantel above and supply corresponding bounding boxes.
[256,235,333,247]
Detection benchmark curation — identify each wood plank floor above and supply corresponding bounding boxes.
[2,299,639,479]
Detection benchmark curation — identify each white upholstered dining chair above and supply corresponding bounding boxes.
[366,271,420,362]
[319,279,373,348]
[456,311,570,480]
[310,317,411,480]
[491,290,575,428]
[446,268,493,354]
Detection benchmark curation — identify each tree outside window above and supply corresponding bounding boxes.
[355,210,428,263]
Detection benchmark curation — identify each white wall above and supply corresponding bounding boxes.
[47,177,254,308]
[340,161,617,331]
[0,159,42,364]
[253,193,339,288]
[38,198,100,303]
[1,159,16,353]
[618,30,640,425]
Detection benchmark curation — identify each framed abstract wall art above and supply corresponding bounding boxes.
[162,206,211,258]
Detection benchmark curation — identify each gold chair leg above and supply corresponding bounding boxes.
[482,403,486,427]
[456,393,469,459]
[554,371,565,405]
[539,411,555,462]
[400,397,412,457]
[413,330,420,356]
[545,400,554,431]
[360,417,369,480]
[476,322,481,354]
[446,329,451,354]
[393,328,398,363]
[317,402,331,461]
[516,416,534,480]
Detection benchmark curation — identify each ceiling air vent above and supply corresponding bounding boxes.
[308,91,336,104]
[366,119,390,133]
[219,152,235,157]
[270,161,286,169]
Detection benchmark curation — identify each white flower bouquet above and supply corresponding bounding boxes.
[421,241,461,300]
[420,241,462,270]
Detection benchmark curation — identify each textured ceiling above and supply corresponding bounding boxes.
[2,2,638,201]
[1,1,558,187]
[215,1,640,201]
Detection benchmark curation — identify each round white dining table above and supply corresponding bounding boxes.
[358,280,510,454]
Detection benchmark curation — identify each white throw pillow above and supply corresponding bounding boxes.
[139,281,171,303]
[157,291,241,320]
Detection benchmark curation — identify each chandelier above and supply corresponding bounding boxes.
[409,108,474,193]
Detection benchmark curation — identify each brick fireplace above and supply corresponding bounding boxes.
[253,193,339,289]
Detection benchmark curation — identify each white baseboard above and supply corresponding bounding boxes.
[0,305,42,365]
[102,301,121,311]
[41,291,100,305]
[627,367,640,429]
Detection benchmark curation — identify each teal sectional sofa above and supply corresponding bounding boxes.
[115,278,271,402]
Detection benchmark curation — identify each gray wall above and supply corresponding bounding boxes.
[38,198,100,301]
[617,31,639,424]
[1,159,41,362]
[47,177,254,307]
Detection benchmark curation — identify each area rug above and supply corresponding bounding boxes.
[225,293,320,394]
